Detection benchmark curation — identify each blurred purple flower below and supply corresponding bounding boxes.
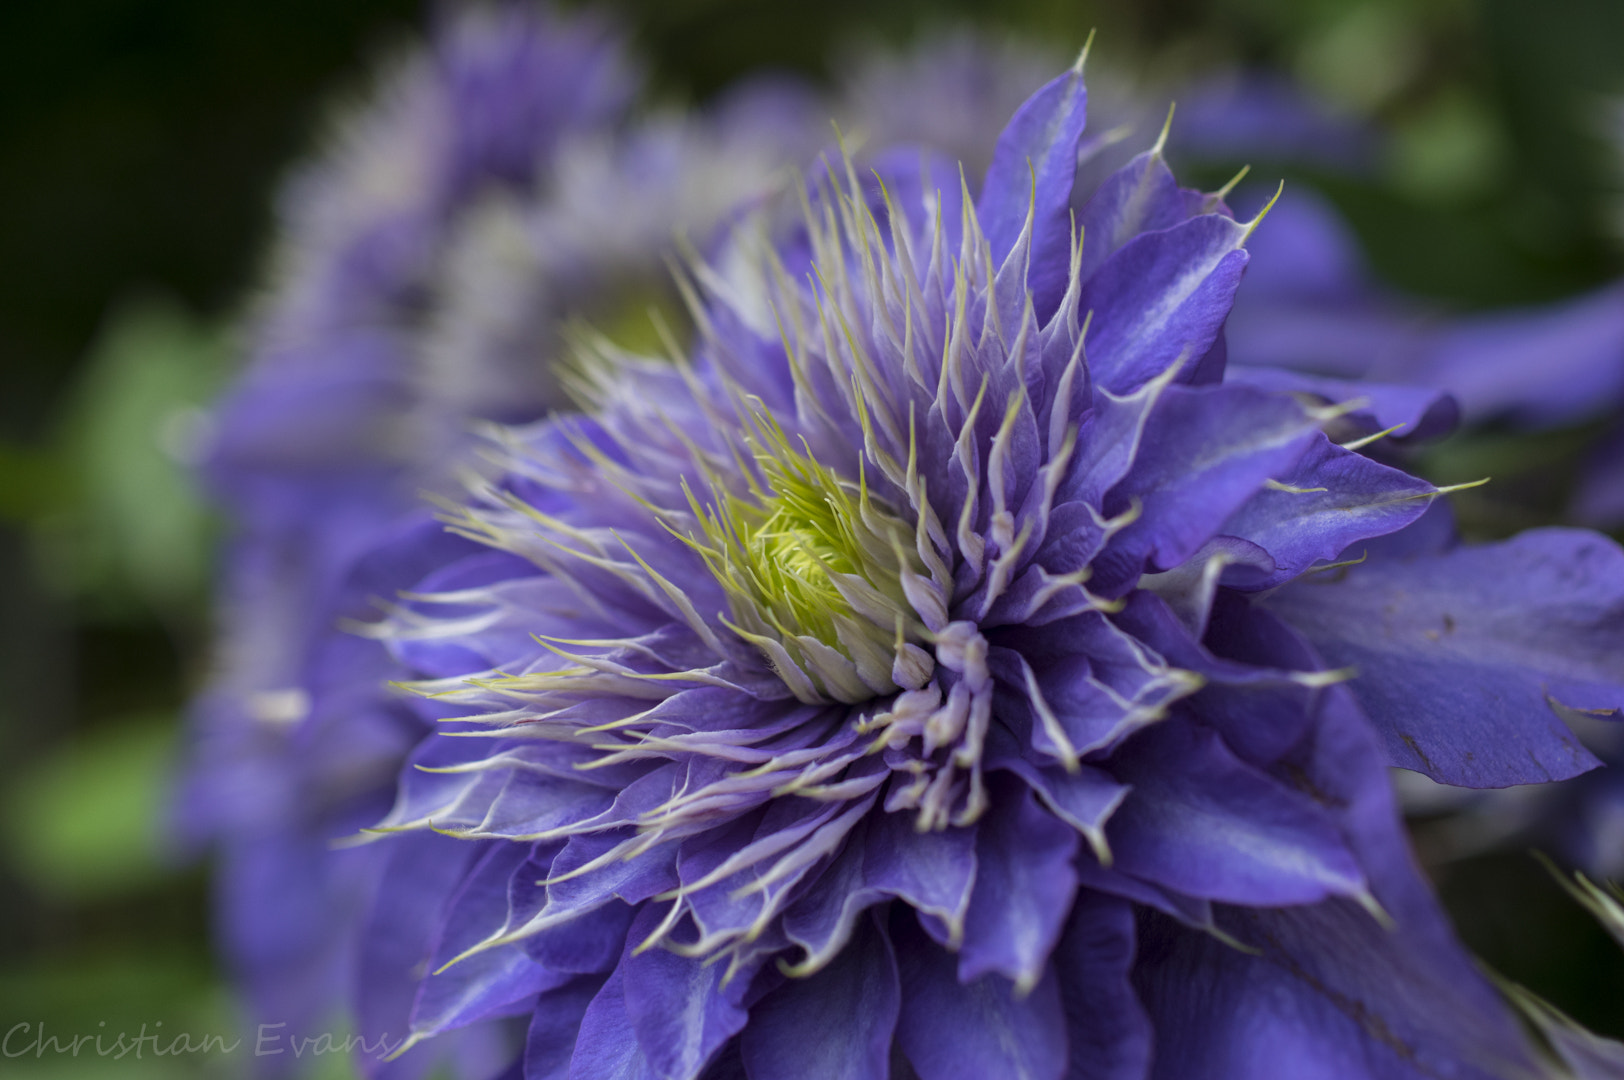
[1170,70,1380,173]
[181,3,636,1061]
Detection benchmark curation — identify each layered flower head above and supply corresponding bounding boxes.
[354,53,1564,1079]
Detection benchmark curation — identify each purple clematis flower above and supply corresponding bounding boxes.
[333,54,1624,1079]
[179,3,636,1060]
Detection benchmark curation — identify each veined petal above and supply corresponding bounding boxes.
[979,53,1090,321]
[1265,528,1624,787]
[740,910,899,1080]
[1106,720,1367,907]
[893,910,1069,1080]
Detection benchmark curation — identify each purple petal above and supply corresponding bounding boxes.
[1073,857,1222,936]
[568,966,657,1080]
[524,975,607,1079]
[356,832,486,1076]
[740,910,899,1080]
[1172,71,1380,173]
[893,910,1068,1080]
[1421,281,1624,427]
[523,899,634,975]
[216,832,375,1050]
[979,57,1089,319]
[958,776,1079,990]
[1106,719,1367,906]
[1078,214,1250,394]
[409,843,569,1043]
[1135,535,1276,636]
[995,613,1199,760]
[1054,891,1150,1080]
[1076,146,1206,285]
[1224,364,1459,444]
[620,906,750,1080]
[865,808,978,947]
[779,805,977,972]
[1573,422,1624,528]
[1264,528,1624,787]
[1227,294,1425,382]
[1093,382,1316,587]
[1133,684,1545,1079]
[1134,905,1529,1080]
[986,750,1129,859]
[1217,435,1439,589]
[1117,591,1319,768]
[1228,185,1369,301]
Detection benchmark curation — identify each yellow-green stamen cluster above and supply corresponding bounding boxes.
[683,412,932,704]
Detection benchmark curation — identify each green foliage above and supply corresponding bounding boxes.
[1,713,177,899]
[38,296,228,617]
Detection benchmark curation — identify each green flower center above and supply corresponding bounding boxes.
[683,413,931,703]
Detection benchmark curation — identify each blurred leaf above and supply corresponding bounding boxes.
[0,441,69,522]
[1413,423,1603,540]
[0,955,238,1078]
[1294,2,1423,112]
[586,282,691,358]
[1389,88,1509,202]
[2,714,177,899]
[1418,423,1600,486]
[40,294,229,615]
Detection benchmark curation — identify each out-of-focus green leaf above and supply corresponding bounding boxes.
[1294,2,1423,112]
[0,442,69,522]
[1390,89,1509,202]
[40,294,230,615]
[0,955,239,1079]
[1,714,177,899]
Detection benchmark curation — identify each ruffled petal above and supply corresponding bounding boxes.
[893,911,1069,1080]
[1054,891,1150,1080]
[958,776,1079,989]
[1076,146,1207,286]
[1224,365,1459,445]
[1094,382,1316,587]
[1134,679,1545,1079]
[408,843,569,1046]
[1106,719,1367,906]
[1265,528,1624,787]
[740,910,899,1080]
[1077,215,1250,394]
[979,56,1090,320]
[1217,434,1439,589]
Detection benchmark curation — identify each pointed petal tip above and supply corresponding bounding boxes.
[1356,888,1397,931]
[1241,180,1287,242]
[1212,163,1251,202]
[383,1032,425,1063]
[1074,28,1097,74]
[1152,101,1176,157]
